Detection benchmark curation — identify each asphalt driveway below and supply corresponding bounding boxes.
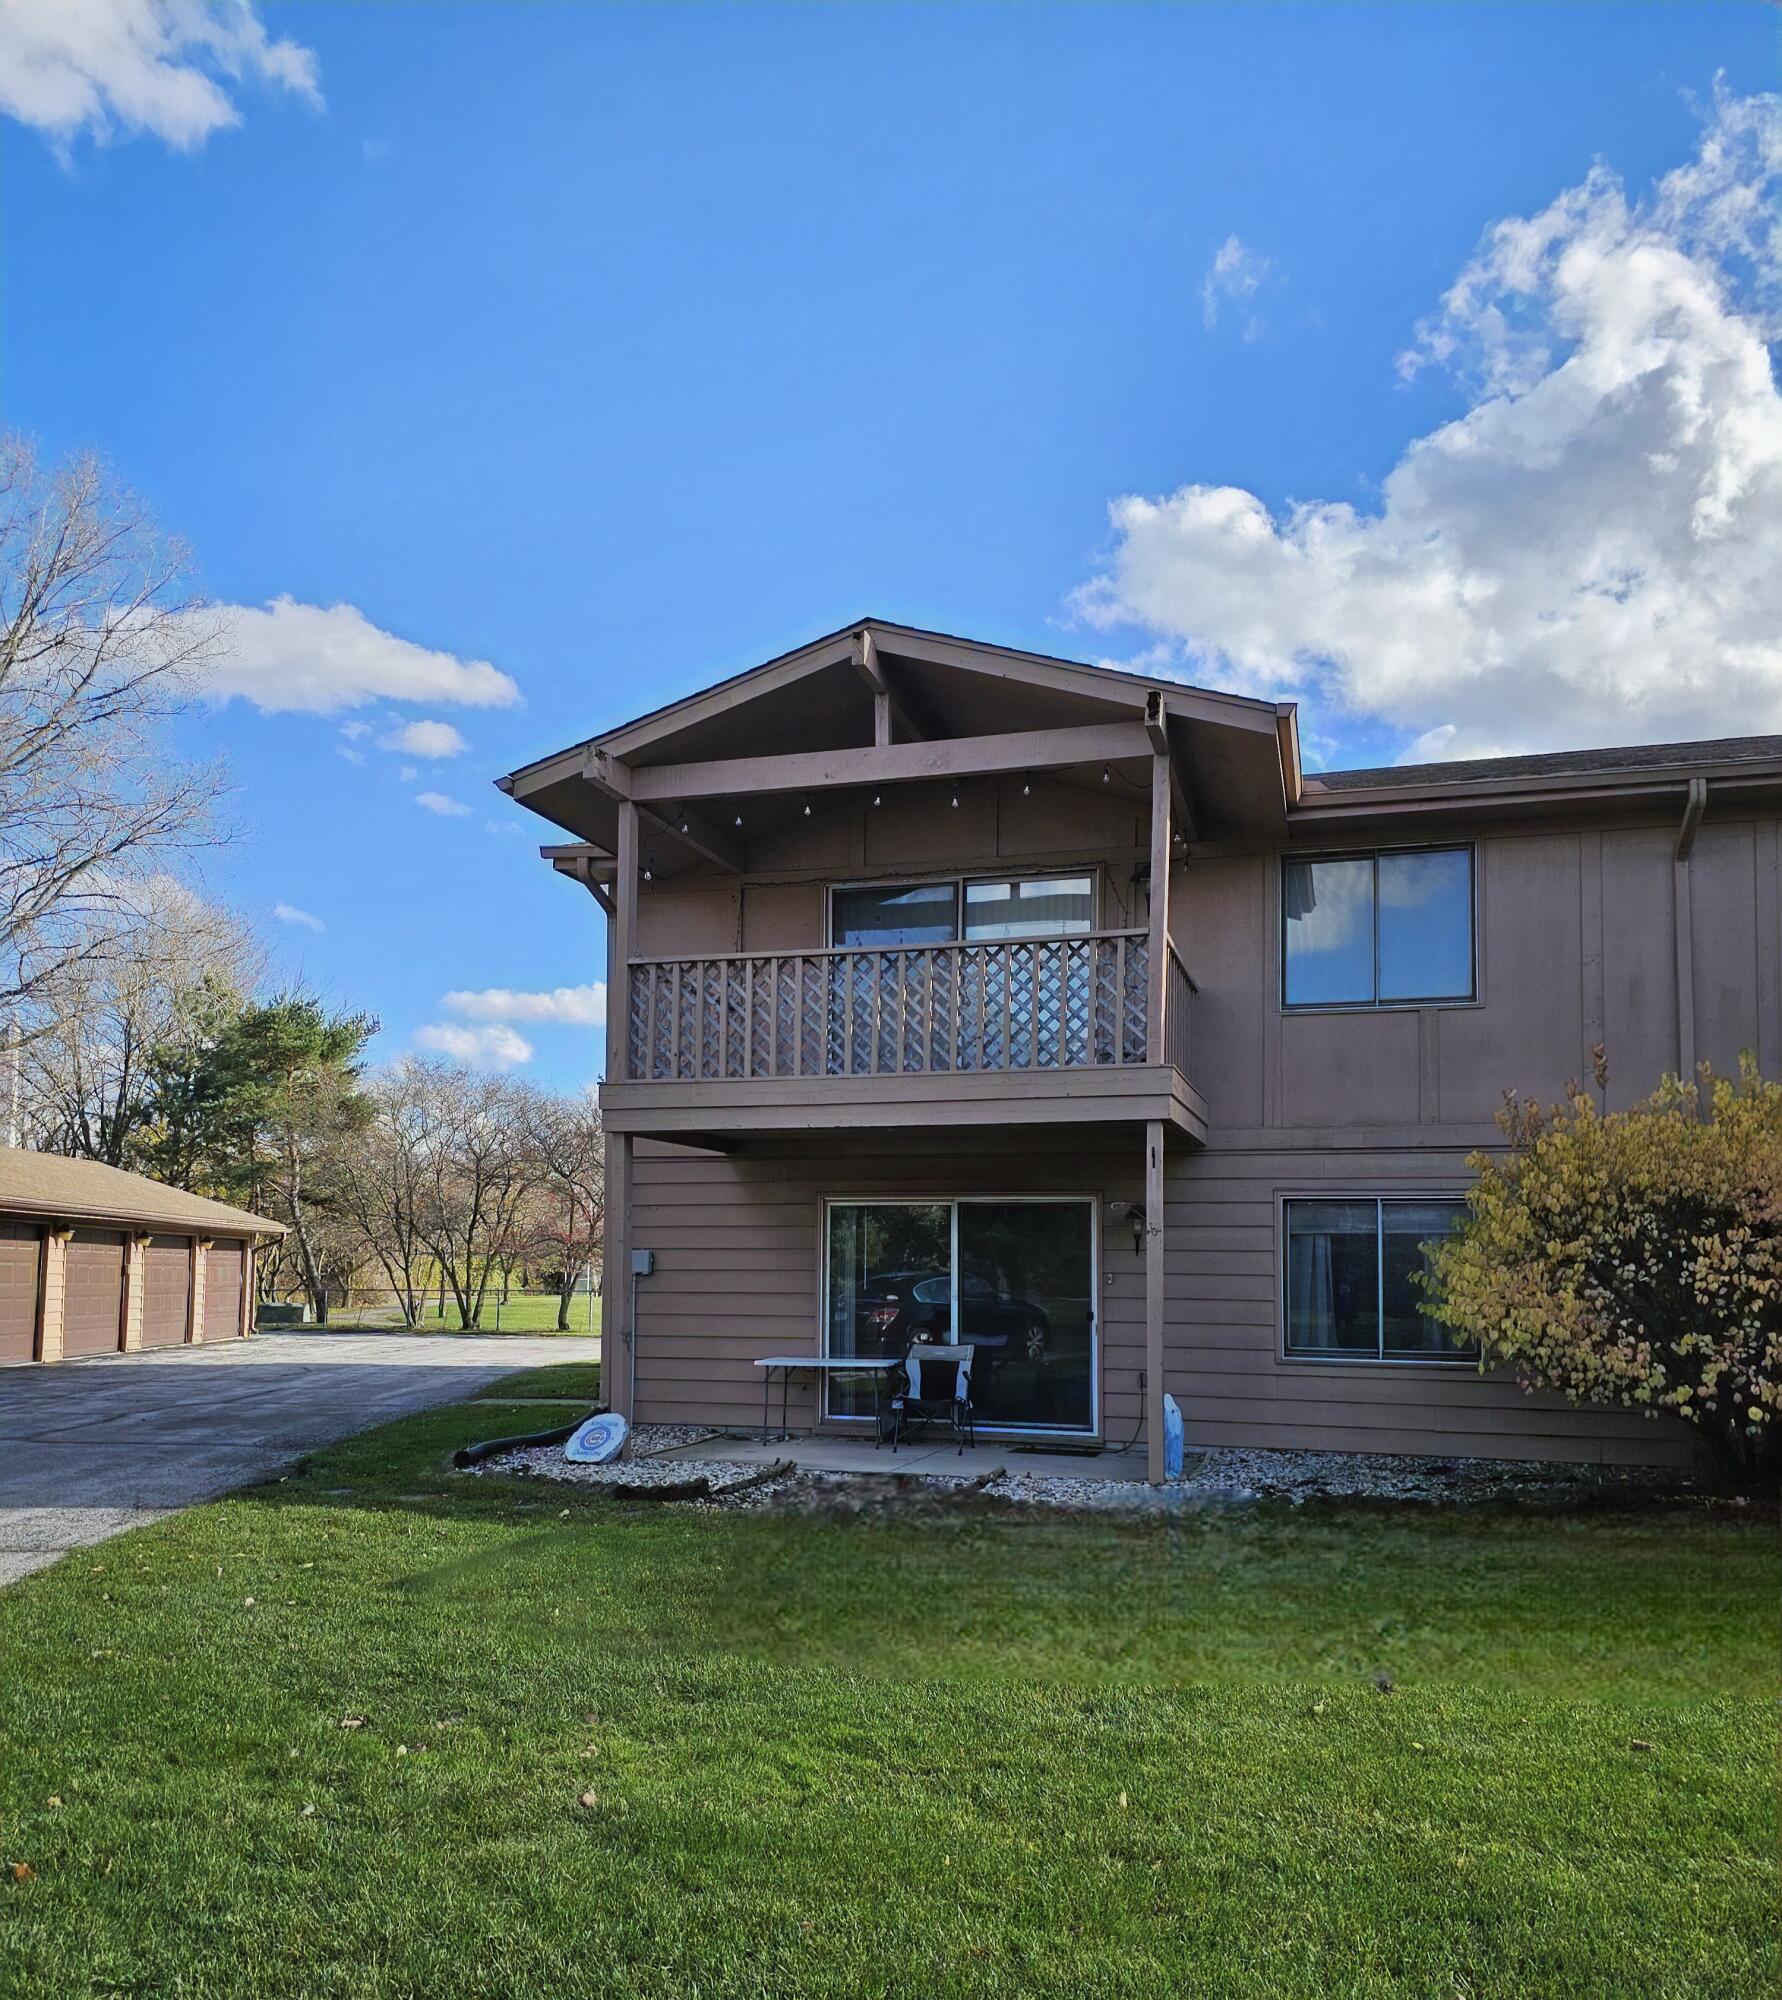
[0,1330,598,1586]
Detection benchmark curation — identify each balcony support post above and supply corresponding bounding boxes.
[1144,1117,1166,1486]
[603,797,640,1421]
[1147,750,1171,1065]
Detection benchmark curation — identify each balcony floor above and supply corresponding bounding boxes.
[600,1061,1206,1142]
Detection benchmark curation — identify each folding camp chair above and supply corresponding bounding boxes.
[887,1342,977,1454]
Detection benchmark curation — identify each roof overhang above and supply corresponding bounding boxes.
[497,618,1299,864]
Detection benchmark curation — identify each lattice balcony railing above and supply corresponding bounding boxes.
[626,932,1154,1082]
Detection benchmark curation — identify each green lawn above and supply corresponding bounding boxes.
[319,1295,602,1336]
[467,1360,603,1402]
[0,1394,1772,1999]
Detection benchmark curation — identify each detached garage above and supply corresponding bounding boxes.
[0,1147,283,1366]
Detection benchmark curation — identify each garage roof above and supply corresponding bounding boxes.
[0,1148,286,1238]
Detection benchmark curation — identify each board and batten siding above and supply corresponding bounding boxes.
[628,1132,1146,1437]
[1162,1143,1692,1467]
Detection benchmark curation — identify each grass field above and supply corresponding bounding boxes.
[315,1295,602,1336]
[0,1386,1771,1999]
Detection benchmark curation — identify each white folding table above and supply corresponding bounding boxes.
[753,1355,901,1442]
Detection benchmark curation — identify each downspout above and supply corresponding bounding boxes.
[1673,778,1708,1080]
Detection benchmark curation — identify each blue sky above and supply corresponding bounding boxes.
[2,3,1778,1089]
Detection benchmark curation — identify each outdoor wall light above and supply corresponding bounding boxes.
[1101,764,1112,785]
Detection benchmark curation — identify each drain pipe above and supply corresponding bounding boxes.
[1674,778,1708,1081]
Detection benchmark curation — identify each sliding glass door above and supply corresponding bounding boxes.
[823,1199,1097,1433]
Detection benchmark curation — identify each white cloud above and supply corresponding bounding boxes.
[414,790,471,818]
[273,902,324,932]
[339,720,372,742]
[381,718,467,759]
[0,0,320,154]
[1082,87,1782,761]
[414,1021,534,1070]
[442,983,606,1027]
[336,744,365,765]
[398,764,418,783]
[198,597,520,716]
[1200,234,1272,337]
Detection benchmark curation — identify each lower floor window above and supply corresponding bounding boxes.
[1283,1196,1475,1362]
[824,1199,1097,1432]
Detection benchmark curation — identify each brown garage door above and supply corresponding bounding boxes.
[203,1241,244,1341]
[141,1235,192,1348]
[0,1220,42,1363]
[64,1229,126,1357]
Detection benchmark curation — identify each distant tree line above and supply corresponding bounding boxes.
[12,886,604,1329]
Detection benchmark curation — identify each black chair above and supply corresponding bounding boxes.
[888,1342,977,1454]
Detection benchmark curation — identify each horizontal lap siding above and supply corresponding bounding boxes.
[1163,1146,1694,1468]
[630,1135,1144,1435]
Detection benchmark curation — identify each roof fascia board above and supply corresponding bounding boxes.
[1290,760,1782,825]
[627,720,1153,804]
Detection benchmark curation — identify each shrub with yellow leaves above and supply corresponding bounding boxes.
[1423,1054,1780,1495]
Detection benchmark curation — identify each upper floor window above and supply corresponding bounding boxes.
[831,874,1095,949]
[1282,846,1474,1007]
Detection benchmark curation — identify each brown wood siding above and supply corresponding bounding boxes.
[628,1133,1144,1435]
[63,1229,126,1357]
[0,1220,42,1363]
[1162,1144,1693,1467]
[630,1133,1697,1467]
[609,800,1773,1469]
[202,1242,244,1341]
[141,1235,192,1348]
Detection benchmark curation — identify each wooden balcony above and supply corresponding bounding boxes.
[603,932,1205,1141]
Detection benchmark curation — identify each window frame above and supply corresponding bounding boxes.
[819,1193,1102,1436]
[826,867,1104,950]
[1280,843,1478,1012]
[1277,1191,1479,1368]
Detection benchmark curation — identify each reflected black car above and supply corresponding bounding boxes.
[854,1271,1049,1362]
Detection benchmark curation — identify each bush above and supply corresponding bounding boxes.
[1425,1056,1781,1494]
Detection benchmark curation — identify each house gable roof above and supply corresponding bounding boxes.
[498,618,1301,853]
[0,1148,285,1238]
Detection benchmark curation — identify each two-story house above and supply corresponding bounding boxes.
[499,620,1782,1480]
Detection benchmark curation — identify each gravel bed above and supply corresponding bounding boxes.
[1179,1447,1693,1507]
[461,1430,1691,1513]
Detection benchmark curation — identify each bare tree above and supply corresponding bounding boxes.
[403,1060,539,1329]
[515,1083,604,1328]
[328,1064,435,1327]
[0,435,227,1018]
[17,878,261,1163]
